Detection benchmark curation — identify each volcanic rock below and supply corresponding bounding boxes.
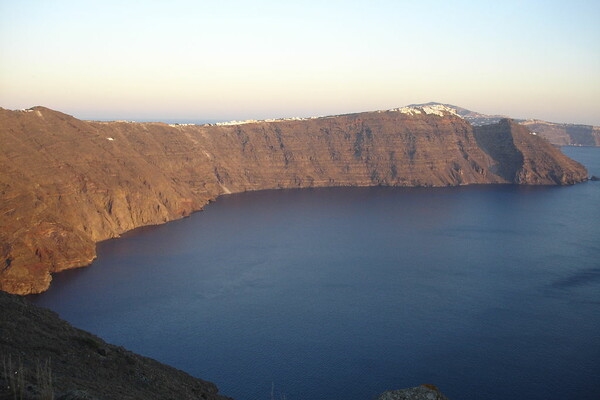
[377,384,450,400]
[0,290,230,400]
[0,106,588,294]
[412,102,600,146]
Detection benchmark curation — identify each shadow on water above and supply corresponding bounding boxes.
[550,267,600,289]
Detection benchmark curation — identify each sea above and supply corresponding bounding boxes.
[31,146,600,400]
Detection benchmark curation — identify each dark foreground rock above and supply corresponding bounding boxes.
[377,384,450,400]
[0,289,447,400]
[0,106,588,294]
[0,290,231,400]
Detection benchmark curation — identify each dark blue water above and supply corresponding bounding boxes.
[31,147,600,400]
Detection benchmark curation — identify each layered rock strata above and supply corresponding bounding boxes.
[0,106,588,294]
[0,290,231,400]
[412,102,600,146]
[520,120,600,146]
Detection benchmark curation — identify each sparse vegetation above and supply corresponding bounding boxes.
[0,290,230,400]
[1,354,54,400]
[2,354,25,400]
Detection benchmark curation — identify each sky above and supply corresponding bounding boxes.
[1,0,599,124]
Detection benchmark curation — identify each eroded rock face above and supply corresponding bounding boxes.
[411,102,600,146]
[0,107,588,294]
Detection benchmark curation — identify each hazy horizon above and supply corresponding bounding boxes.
[1,1,599,125]
[5,101,598,128]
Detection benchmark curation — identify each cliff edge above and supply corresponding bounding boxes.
[0,106,588,294]
[377,385,449,400]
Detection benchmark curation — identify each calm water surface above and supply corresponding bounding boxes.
[32,147,600,400]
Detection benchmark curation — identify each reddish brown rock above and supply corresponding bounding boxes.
[412,102,600,146]
[0,107,588,294]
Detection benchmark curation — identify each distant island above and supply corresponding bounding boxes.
[411,102,600,147]
[0,104,588,295]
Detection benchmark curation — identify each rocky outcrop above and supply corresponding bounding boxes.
[377,385,449,400]
[0,290,231,400]
[0,106,588,294]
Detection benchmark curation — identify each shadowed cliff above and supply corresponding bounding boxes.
[0,106,588,294]
[412,102,600,146]
[473,119,587,184]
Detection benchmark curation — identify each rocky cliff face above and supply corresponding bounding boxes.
[520,120,600,146]
[0,289,446,400]
[0,106,588,294]
[473,119,587,184]
[377,385,449,400]
[413,102,600,146]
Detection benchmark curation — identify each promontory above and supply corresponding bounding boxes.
[0,104,588,294]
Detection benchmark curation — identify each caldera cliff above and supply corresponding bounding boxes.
[0,105,588,294]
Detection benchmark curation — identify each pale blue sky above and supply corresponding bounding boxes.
[1,0,599,124]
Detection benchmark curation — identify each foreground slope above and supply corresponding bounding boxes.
[0,106,588,294]
[0,290,449,400]
[519,120,600,146]
[0,290,231,400]
[413,102,600,146]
